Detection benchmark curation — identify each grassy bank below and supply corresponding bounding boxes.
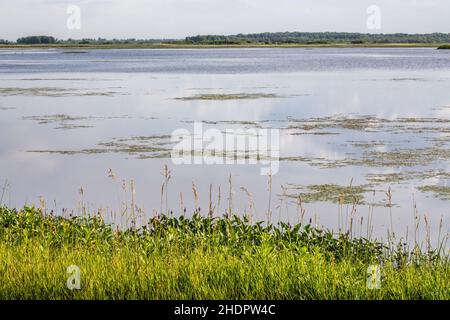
[438,44,450,49]
[0,43,444,50]
[0,206,448,300]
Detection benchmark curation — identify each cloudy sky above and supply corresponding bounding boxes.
[1,0,449,41]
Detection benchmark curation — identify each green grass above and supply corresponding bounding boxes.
[438,45,450,49]
[0,206,448,300]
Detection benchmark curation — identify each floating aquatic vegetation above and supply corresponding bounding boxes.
[55,123,93,130]
[30,149,109,156]
[99,135,174,154]
[348,141,387,149]
[285,115,382,132]
[390,78,425,81]
[29,147,172,158]
[23,114,89,124]
[428,135,450,147]
[175,93,279,100]
[27,133,278,161]
[360,147,450,167]
[365,172,409,185]
[282,143,450,169]
[22,114,94,130]
[289,131,339,136]
[22,114,154,130]
[418,185,450,200]
[285,183,372,204]
[0,106,16,111]
[29,135,173,158]
[285,115,450,134]
[0,87,127,97]
[180,115,450,137]
[182,119,266,127]
[280,156,348,168]
[366,170,450,185]
[23,112,450,173]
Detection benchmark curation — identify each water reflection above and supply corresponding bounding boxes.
[0,48,449,245]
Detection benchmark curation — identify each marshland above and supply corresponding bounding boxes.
[0,47,449,299]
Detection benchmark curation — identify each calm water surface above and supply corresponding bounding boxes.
[1,48,449,244]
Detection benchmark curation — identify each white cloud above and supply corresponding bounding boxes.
[0,0,449,41]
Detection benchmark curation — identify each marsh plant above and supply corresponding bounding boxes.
[0,205,448,299]
[0,167,448,300]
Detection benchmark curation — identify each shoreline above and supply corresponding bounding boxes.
[0,43,445,50]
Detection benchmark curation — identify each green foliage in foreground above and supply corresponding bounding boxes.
[0,207,448,300]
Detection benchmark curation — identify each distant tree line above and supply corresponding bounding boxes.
[5,32,450,46]
[12,36,169,45]
[185,32,450,45]
[17,36,56,44]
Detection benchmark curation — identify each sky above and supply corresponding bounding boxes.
[0,0,449,41]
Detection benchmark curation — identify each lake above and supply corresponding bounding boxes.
[0,47,449,245]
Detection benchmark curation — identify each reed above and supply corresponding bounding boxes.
[0,205,448,300]
[0,167,448,299]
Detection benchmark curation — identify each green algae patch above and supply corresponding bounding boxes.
[0,87,126,97]
[175,93,279,101]
[286,183,372,204]
[418,185,450,200]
